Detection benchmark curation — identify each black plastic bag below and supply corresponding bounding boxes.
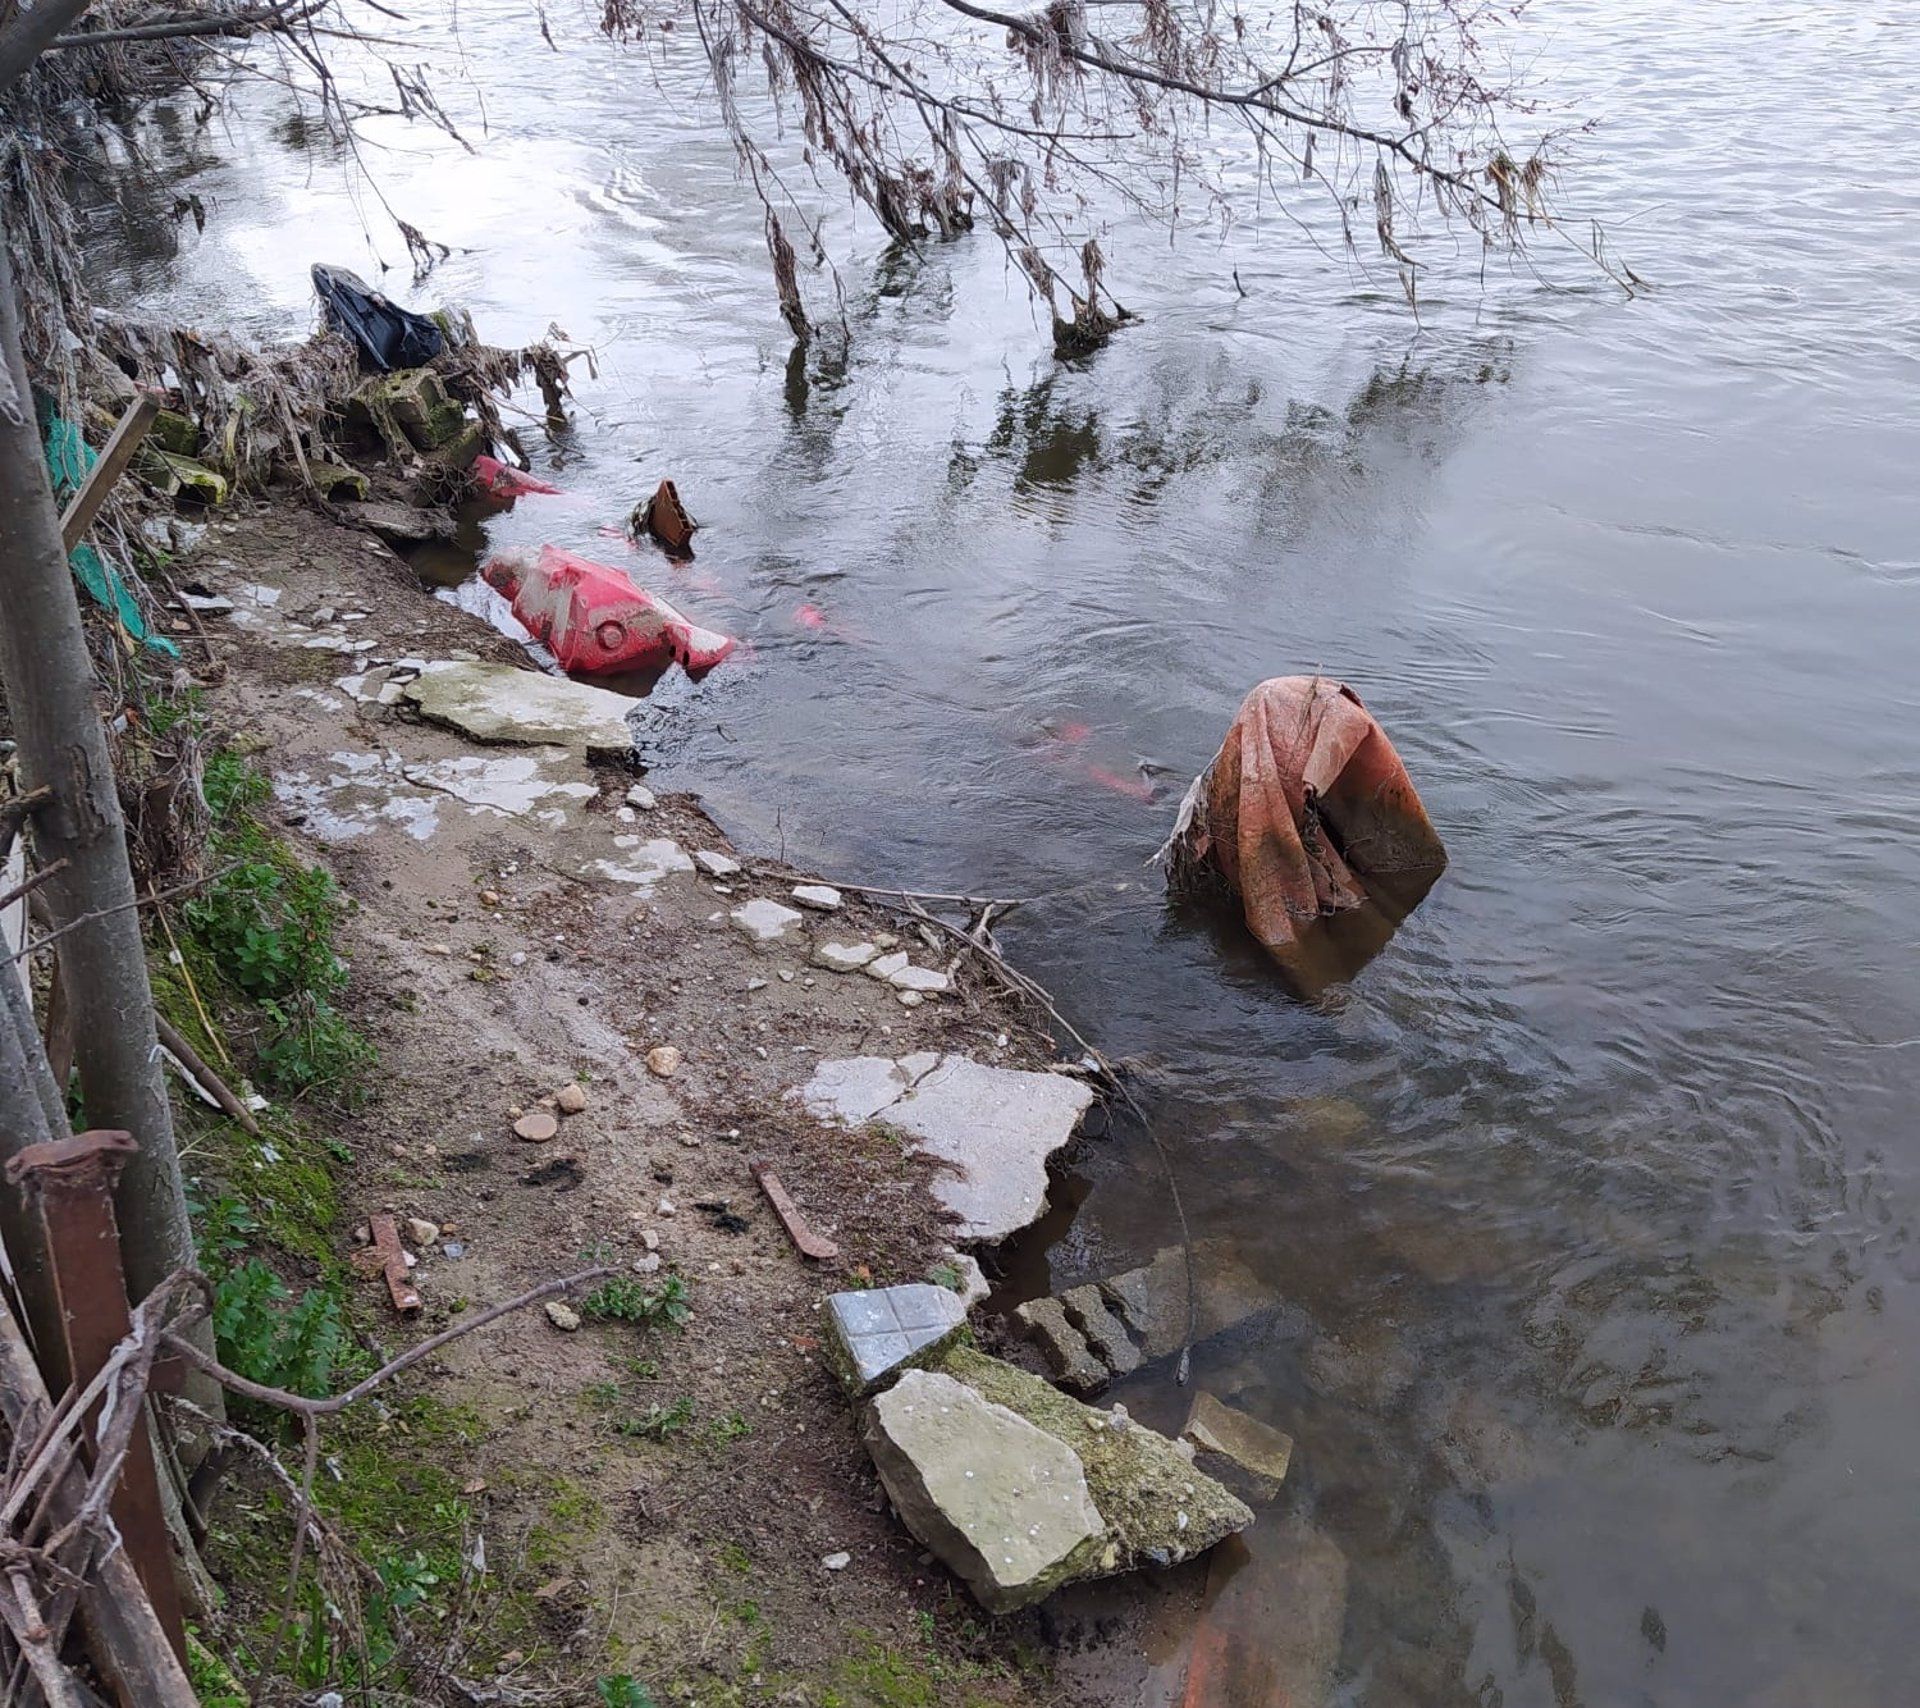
[311,263,445,372]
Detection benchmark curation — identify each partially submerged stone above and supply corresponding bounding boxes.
[935,1346,1252,1576]
[1062,1284,1142,1377]
[1098,1242,1271,1362]
[731,898,805,944]
[864,1370,1107,1614]
[792,1055,1095,1243]
[1182,1391,1294,1497]
[822,1283,969,1397]
[403,661,634,757]
[1015,1297,1108,1395]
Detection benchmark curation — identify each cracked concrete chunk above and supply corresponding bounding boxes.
[791,883,842,911]
[935,1346,1252,1579]
[823,1284,969,1397]
[694,850,742,878]
[813,939,878,972]
[864,950,910,982]
[1098,1243,1272,1361]
[864,1370,1106,1614]
[731,898,806,944]
[1016,1297,1108,1394]
[1062,1285,1142,1377]
[403,661,634,756]
[1182,1391,1294,1497]
[792,1055,1095,1243]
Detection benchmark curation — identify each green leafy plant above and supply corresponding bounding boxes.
[580,1274,692,1330]
[709,1410,752,1443]
[597,1678,659,1708]
[619,1396,695,1441]
[211,1258,347,1397]
[185,750,373,1098]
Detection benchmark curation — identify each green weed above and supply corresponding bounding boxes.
[210,1258,349,1397]
[597,1678,660,1708]
[580,1274,692,1330]
[619,1396,695,1442]
[185,749,372,1099]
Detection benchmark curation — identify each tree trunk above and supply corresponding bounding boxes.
[0,240,196,1316]
[0,0,95,94]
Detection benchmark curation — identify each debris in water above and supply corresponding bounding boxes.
[483,545,734,676]
[633,478,698,554]
[472,452,562,502]
[1160,676,1446,985]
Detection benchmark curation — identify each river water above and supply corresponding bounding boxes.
[90,2,1920,1701]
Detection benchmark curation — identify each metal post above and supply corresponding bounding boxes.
[5,1130,187,1667]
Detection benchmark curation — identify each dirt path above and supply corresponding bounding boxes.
[180,499,1182,1704]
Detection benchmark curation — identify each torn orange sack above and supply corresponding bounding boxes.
[1170,676,1446,955]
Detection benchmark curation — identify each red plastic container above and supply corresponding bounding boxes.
[472,454,563,502]
[482,546,735,676]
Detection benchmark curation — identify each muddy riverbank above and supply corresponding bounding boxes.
[178,495,1243,1703]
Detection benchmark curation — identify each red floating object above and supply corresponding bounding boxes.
[472,454,563,502]
[482,546,735,676]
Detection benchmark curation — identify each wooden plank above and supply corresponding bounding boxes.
[59,392,160,555]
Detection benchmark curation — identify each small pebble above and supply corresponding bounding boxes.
[545,1301,581,1333]
[822,1552,851,1571]
[555,1082,588,1115]
[646,1045,682,1078]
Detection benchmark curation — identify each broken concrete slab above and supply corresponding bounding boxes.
[864,950,911,982]
[791,883,842,911]
[792,1054,1095,1243]
[694,850,742,878]
[403,661,634,757]
[881,1058,1095,1243]
[813,940,879,973]
[589,837,693,892]
[1016,1297,1108,1395]
[936,1345,1252,1577]
[823,1283,969,1397]
[888,964,950,994]
[1182,1392,1294,1497]
[1062,1284,1142,1377]
[864,1370,1107,1614]
[731,897,806,945]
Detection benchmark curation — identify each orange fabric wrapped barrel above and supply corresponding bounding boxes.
[1172,676,1446,957]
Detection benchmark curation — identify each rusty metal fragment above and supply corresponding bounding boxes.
[750,1160,840,1262]
[369,1214,422,1315]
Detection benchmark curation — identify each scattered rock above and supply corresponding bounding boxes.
[897,989,924,1009]
[404,1217,441,1249]
[823,1283,970,1398]
[633,1253,661,1274]
[403,661,634,757]
[863,1370,1107,1614]
[545,1301,582,1332]
[791,883,843,912]
[657,1196,677,1217]
[1181,1391,1294,1497]
[695,850,742,878]
[625,783,657,810]
[1097,1243,1273,1362]
[1016,1297,1108,1395]
[889,964,950,994]
[821,1552,852,1572]
[646,1046,682,1078]
[513,1110,560,1143]
[641,1229,660,1252]
[731,898,806,945]
[813,940,879,973]
[555,1082,588,1116]
[864,950,910,983]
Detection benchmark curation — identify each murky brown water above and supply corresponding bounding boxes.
[90,2,1920,1700]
